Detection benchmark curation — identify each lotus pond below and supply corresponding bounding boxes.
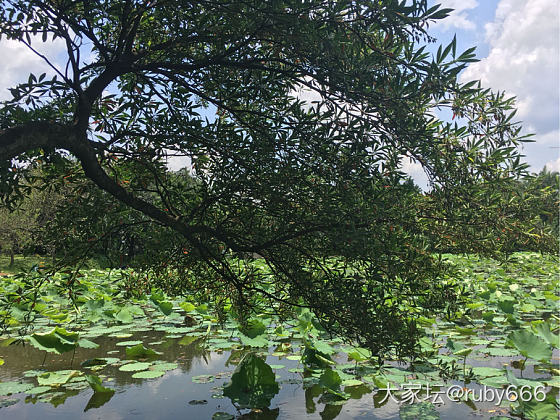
[0,252,558,419]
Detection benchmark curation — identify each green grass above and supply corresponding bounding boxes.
[0,254,46,274]
[0,254,112,274]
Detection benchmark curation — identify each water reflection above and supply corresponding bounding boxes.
[0,328,537,419]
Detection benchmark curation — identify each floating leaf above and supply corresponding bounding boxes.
[37,370,79,387]
[471,367,504,378]
[115,308,133,323]
[81,358,108,368]
[0,382,33,396]
[119,362,151,372]
[192,375,215,384]
[24,386,51,395]
[78,338,99,349]
[152,362,178,371]
[131,370,165,379]
[116,340,143,347]
[239,333,269,348]
[188,399,208,405]
[212,413,235,420]
[399,402,440,420]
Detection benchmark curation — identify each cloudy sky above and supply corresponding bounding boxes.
[430,0,559,172]
[1,1,558,175]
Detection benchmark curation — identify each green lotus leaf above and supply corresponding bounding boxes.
[399,402,440,420]
[223,353,279,409]
[24,385,51,395]
[78,338,99,349]
[507,330,552,362]
[471,367,504,378]
[132,370,165,379]
[239,319,266,339]
[0,381,33,396]
[125,343,161,359]
[152,362,178,371]
[239,333,269,348]
[85,374,115,394]
[116,340,143,347]
[192,375,215,384]
[532,322,559,348]
[37,370,80,387]
[27,327,79,354]
[119,362,151,372]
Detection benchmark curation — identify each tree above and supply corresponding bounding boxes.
[0,1,552,358]
[0,174,62,265]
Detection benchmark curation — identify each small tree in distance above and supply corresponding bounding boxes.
[0,1,554,359]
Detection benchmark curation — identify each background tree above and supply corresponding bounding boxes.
[0,0,554,358]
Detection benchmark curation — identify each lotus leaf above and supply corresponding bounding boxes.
[222,353,279,409]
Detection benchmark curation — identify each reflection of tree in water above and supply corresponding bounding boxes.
[0,329,214,388]
[236,407,280,420]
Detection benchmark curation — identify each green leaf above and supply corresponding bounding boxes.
[239,333,269,348]
[239,319,266,338]
[152,362,178,372]
[318,368,342,390]
[399,402,440,420]
[131,370,165,379]
[27,327,79,354]
[192,375,215,384]
[0,381,33,396]
[514,399,558,420]
[119,362,152,372]
[471,367,504,378]
[37,370,80,387]
[154,300,173,316]
[507,329,552,362]
[24,385,51,395]
[125,343,161,359]
[179,302,195,312]
[222,353,279,409]
[497,299,515,314]
[85,374,115,394]
[78,338,99,349]
[115,308,133,323]
[116,340,143,347]
[532,322,559,348]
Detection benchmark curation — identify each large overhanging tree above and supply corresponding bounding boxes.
[0,0,552,358]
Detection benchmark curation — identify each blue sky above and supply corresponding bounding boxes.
[431,0,559,171]
[1,1,558,177]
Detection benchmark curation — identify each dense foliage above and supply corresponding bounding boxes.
[0,253,558,418]
[0,1,555,358]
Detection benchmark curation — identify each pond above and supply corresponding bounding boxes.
[0,253,558,419]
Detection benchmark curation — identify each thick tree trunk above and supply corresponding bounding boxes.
[9,248,14,267]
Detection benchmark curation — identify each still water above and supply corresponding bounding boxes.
[0,328,521,419]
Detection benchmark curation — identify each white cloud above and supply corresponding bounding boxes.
[545,156,560,172]
[460,0,559,172]
[432,0,479,30]
[401,157,429,190]
[0,37,66,100]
